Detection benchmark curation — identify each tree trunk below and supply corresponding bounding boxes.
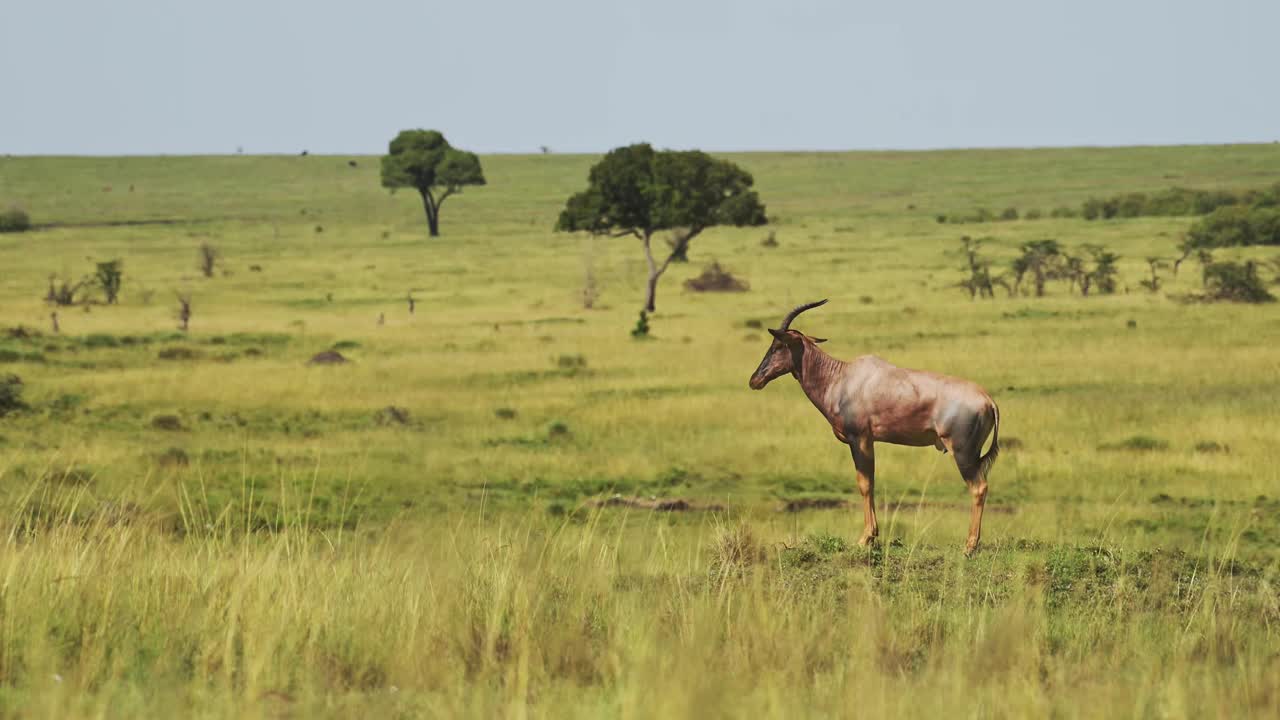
[420,190,440,237]
[644,272,660,313]
[641,231,671,313]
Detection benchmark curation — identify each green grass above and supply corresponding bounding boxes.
[0,146,1278,717]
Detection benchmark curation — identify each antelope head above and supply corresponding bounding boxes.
[748,299,828,389]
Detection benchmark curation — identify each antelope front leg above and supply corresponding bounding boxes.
[850,438,878,546]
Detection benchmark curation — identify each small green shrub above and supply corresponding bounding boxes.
[0,208,31,233]
[0,374,24,416]
[82,334,120,349]
[631,311,650,339]
[1201,260,1275,303]
[1185,207,1280,249]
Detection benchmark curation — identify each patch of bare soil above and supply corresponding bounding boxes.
[780,497,1017,514]
[779,497,849,512]
[588,495,726,512]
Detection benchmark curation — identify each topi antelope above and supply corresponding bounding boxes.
[750,299,1001,555]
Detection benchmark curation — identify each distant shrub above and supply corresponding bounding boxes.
[83,333,121,348]
[1201,260,1275,303]
[761,230,779,247]
[1194,441,1229,454]
[1081,197,1103,220]
[95,260,123,305]
[157,447,190,467]
[0,208,31,233]
[0,374,24,416]
[684,262,749,292]
[45,275,90,307]
[198,243,219,278]
[1024,208,1043,220]
[1100,435,1168,452]
[941,206,1027,225]
[547,420,571,439]
[151,414,185,431]
[1185,207,1280,249]
[555,354,587,370]
[373,406,411,426]
[1139,257,1167,294]
[1049,206,1077,219]
[494,407,518,420]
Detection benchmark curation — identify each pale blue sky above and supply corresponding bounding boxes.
[3,0,1277,155]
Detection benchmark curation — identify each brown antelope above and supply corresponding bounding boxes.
[749,299,1001,555]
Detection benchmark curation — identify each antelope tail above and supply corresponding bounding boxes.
[976,402,1000,481]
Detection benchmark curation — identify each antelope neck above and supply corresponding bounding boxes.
[792,341,846,418]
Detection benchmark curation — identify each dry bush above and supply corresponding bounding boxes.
[684,262,749,292]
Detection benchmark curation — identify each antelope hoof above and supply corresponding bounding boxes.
[963,539,980,557]
[858,532,878,547]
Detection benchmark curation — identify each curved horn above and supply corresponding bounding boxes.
[777,299,828,331]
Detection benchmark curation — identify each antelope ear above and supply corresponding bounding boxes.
[767,328,786,340]
[810,336,828,344]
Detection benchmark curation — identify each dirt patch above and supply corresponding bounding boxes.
[780,497,848,512]
[684,262,749,292]
[157,347,201,361]
[150,414,186,431]
[588,495,725,512]
[307,350,348,365]
[780,497,1017,514]
[884,500,1018,515]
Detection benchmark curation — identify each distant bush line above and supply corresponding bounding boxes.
[935,206,1076,225]
[1080,183,1280,221]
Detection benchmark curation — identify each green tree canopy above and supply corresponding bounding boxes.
[556,143,767,311]
[380,129,485,237]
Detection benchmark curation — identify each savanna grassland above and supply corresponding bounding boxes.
[0,145,1278,718]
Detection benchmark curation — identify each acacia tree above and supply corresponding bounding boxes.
[555,143,767,312]
[1011,239,1064,297]
[380,130,485,237]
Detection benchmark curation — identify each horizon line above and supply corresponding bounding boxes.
[5,139,1279,160]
